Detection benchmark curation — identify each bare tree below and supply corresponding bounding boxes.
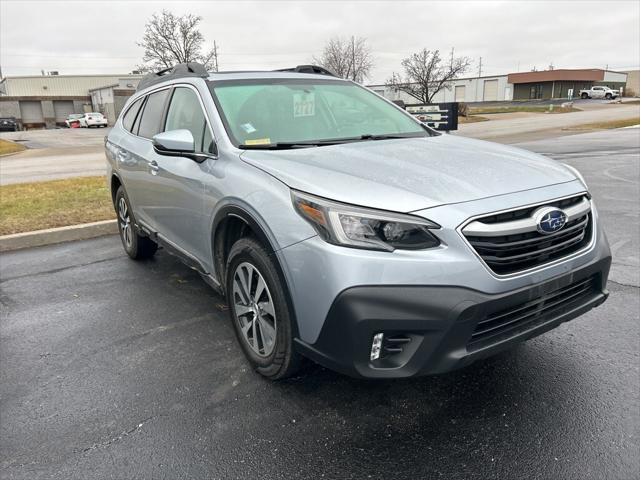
[137,10,219,72]
[386,49,470,103]
[314,36,373,83]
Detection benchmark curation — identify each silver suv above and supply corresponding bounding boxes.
[105,63,611,379]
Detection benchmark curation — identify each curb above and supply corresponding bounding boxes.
[0,219,118,252]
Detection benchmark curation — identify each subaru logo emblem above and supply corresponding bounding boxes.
[535,207,568,235]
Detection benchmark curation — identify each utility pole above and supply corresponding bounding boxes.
[450,47,454,68]
[212,40,219,72]
[478,57,482,78]
[351,36,356,82]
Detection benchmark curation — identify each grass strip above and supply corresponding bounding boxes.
[0,176,115,235]
[0,139,26,156]
[563,117,640,131]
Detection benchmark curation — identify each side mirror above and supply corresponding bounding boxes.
[153,129,195,154]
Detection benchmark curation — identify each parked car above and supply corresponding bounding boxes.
[83,112,108,128]
[65,113,85,128]
[0,116,18,132]
[579,86,619,99]
[105,63,611,380]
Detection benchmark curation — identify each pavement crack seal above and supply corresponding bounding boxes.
[78,416,154,454]
[608,279,639,289]
[0,256,121,284]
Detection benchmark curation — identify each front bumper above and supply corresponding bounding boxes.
[294,255,611,379]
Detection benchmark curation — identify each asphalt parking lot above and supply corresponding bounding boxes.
[1,129,638,479]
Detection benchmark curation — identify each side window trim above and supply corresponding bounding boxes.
[132,95,147,136]
[160,86,175,134]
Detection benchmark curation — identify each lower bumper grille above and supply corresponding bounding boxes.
[468,275,598,350]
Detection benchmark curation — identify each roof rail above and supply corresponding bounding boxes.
[274,65,337,77]
[136,63,209,92]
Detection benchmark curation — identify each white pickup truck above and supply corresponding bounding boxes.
[579,86,619,99]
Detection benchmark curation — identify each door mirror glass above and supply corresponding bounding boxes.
[153,129,195,154]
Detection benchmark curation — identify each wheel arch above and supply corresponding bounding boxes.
[110,172,123,206]
[211,203,301,337]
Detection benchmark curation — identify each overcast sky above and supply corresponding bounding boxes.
[1,0,638,83]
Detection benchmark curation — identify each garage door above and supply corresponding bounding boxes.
[19,101,44,123]
[483,80,499,101]
[455,85,466,102]
[53,101,75,122]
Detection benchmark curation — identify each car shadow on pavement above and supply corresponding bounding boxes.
[254,339,597,478]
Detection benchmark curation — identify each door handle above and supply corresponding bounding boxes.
[148,160,159,175]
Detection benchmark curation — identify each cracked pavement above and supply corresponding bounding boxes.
[0,129,638,479]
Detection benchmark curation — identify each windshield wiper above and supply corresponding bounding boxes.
[239,138,357,149]
[358,133,424,140]
[239,142,320,150]
[238,133,426,150]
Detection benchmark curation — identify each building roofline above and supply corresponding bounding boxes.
[366,73,509,88]
[88,83,120,92]
[0,74,143,80]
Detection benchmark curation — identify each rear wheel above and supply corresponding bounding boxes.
[605,93,612,99]
[226,237,302,379]
[115,186,157,260]
[581,92,589,99]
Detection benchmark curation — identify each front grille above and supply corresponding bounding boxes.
[463,195,593,275]
[478,195,585,224]
[468,275,598,350]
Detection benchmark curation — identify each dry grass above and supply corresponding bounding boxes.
[0,176,115,235]
[470,105,581,115]
[459,115,489,124]
[563,117,640,131]
[0,139,26,156]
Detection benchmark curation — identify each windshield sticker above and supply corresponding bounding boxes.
[293,92,315,117]
[240,123,257,134]
[244,138,272,145]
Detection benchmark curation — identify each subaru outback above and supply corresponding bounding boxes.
[105,63,611,379]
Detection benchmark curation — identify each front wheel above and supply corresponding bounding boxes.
[226,238,302,379]
[114,186,157,260]
[605,93,612,99]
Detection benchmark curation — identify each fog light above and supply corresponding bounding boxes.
[370,333,384,361]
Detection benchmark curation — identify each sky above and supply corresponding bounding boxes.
[1,0,639,84]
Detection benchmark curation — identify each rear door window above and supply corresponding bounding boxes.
[137,89,170,139]
[122,97,143,132]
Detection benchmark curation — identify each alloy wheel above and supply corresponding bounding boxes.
[232,262,277,357]
[118,197,132,249]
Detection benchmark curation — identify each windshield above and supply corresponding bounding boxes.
[208,79,430,148]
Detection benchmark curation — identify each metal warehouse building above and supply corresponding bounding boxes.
[370,68,630,104]
[369,74,513,104]
[0,74,142,129]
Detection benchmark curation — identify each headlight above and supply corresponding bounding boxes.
[563,163,588,189]
[291,190,441,252]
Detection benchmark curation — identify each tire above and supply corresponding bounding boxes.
[114,186,157,260]
[226,237,302,379]
[581,93,588,99]
[605,93,612,99]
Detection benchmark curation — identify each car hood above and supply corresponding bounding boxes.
[239,135,577,212]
